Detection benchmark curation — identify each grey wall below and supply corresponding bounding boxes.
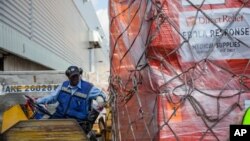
[73,0,110,73]
[4,54,49,71]
[0,0,90,71]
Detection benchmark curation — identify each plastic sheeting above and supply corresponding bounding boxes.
[109,0,250,140]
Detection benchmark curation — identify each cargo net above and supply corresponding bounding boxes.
[109,0,250,140]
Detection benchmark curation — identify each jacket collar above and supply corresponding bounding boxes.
[68,80,81,89]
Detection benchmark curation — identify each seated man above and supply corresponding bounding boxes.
[36,66,106,135]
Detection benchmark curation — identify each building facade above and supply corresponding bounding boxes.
[0,0,109,72]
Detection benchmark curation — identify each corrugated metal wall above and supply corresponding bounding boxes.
[4,55,49,71]
[0,0,90,70]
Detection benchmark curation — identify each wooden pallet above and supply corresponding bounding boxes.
[1,119,87,141]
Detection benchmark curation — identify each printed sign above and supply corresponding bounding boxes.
[179,8,250,62]
[182,0,225,6]
[0,84,59,94]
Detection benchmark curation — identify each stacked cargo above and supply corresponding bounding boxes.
[110,0,250,140]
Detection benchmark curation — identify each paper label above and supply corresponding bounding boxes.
[179,8,250,62]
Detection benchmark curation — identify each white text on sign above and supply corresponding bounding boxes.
[3,84,59,93]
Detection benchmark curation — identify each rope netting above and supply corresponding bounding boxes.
[109,0,250,140]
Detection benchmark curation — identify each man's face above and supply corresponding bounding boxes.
[69,74,80,86]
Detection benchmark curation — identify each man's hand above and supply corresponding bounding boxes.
[91,96,105,112]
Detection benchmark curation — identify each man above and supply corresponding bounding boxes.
[36,66,106,135]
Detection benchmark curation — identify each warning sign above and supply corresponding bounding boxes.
[1,84,59,94]
[179,8,250,62]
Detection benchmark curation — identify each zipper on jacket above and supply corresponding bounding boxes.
[64,95,73,116]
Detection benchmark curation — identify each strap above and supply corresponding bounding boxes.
[61,86,71,94]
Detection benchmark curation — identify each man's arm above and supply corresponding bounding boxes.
[36,84,62,104]
[88,86,106,101]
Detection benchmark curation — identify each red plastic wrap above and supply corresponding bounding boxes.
[109,0,250,140]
